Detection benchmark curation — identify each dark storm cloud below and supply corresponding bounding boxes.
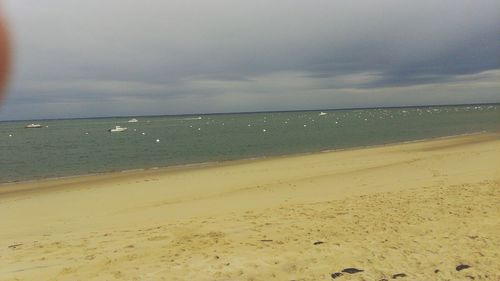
[1,0,499,120]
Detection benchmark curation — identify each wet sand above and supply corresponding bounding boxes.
[1,133,499,280]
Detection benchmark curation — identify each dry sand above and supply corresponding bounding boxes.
[1,133,499,281]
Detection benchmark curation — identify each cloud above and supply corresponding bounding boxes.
[0,0,499,120]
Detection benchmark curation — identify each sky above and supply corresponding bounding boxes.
[0,0,499,120]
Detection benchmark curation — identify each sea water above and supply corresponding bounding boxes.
[0,104,499,183]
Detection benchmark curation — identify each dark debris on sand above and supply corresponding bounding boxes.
[391,273,407,279]
[8,243,23,249]
[331,272,343,279]
[456,264,471,271]
[331,268,364,279]
[341,268,364,274]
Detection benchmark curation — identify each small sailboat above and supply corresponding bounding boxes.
[108,126,127,132]
[319,112,328,116]
[25,123,42,128]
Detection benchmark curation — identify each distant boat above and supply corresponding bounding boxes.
[25,124,42,128]
[180,116,202,121]
[127,118,138,123]
[108,126,127,132]
[319,112,328,116]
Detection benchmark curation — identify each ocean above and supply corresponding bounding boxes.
[1,104,499,183]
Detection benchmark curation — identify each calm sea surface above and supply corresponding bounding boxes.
[1,104,499,183]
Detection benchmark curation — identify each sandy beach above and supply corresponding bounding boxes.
[1,133,499,281]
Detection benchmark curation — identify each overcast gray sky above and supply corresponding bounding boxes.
[1,0,499,120]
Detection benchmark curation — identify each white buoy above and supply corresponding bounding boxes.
[8,134,12,137]
[303,124,307,127]
[85,132,89,135]
[198,128,201,130]
[156,139,160,143]
[262,129,266,132]
[248,124,251,127]
[142,132,146,135]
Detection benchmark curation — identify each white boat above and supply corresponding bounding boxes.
[108,126,127,132]
[25,123,42,128]
[127,118,138,123]
[319,112,328,116]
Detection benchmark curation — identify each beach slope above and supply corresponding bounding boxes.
[1,133,499,280]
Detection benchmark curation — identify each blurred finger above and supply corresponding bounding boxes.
[0,8,10,104]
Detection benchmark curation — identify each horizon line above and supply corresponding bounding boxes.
[1,101,499,122]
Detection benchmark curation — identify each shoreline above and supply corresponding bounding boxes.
[0,130,494,190]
